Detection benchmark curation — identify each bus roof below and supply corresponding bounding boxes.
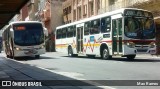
[56,8,151,29]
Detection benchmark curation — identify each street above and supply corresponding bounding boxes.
[0,52,160,89]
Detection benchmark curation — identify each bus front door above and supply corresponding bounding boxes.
[76,25,84,53]
[112,18,123,55]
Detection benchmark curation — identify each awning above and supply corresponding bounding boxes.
[0,0,29,29]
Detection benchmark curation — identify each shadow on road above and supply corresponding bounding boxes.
[62,56,160,62]
[13,56,59,61]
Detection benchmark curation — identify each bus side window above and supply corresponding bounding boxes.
[56,29,61,39]
[73,25,76,37]
[101,17,111,33]
[90,19,100,34]
[62,28,67,38]
[67,26,74,37]
[118,18,122,35]
[84,22,90,35]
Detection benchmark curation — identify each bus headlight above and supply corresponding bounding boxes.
[126,42,135,48]
[150,42,156,48]
[39,45,44,49]
[15,47,22,51]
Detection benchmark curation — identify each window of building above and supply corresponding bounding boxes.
[63,8,67,15]
[83,5,87,17]
[97,0,100,13]
[69,6,71,14]
[109,0,118,5]
[77,0,81,4]
[73,0,75,5]
[90,19,100,34]
[78,7,81,20]
[101,16,111,33]
[73,10,76,21]
[89,1,94,16]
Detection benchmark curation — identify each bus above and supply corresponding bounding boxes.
[55,8,156,60]
[2,21,48,58]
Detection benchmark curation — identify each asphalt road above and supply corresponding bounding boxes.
[0,52,160,89]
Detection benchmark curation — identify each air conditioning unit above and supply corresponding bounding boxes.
[31,0,34,4]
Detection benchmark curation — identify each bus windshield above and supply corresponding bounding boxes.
[124,17,155,39]
[13,23,44,46]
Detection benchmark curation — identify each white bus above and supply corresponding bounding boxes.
[2,21,48,58]
[55,8,156,60]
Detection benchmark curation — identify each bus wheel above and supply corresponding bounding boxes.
[102,48,110,60]
[126,55,136,60]
[68,47,73,57]
[35,55,40,59]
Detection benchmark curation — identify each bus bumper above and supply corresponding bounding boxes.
[14,48,46,57]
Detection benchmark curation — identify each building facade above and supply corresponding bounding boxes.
[27,0,39,21]
[38,0,64,52]
[62,0,153,24]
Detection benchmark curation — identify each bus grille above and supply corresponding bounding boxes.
[137,49,148,52]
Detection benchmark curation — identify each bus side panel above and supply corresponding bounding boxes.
[83,35,90,54]
[61,38,67,54]
[101,34,113,56]
[84,34,101,55]
[91,34,101,55]
[55,39,62,52]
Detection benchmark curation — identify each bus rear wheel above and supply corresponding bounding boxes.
[68,47,73,57]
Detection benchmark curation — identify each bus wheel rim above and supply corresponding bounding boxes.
[68,48,72,56]
[103,49,109,59]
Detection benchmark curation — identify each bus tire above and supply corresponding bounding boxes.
[102,48,111,60]
[126,55,136,60]
[35,55,40,59]
[68,47,73,57]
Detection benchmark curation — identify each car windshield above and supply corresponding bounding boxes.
[13,23,44,46]
[124,17,155,39]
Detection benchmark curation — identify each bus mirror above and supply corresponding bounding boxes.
[44,28,48,37]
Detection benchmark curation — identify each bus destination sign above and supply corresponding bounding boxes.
[124,9,153,18]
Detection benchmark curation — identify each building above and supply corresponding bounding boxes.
[27,0,39,21]
[38,0,64,52]
[63,0,101,24]
[17,4,29,21]
[62,0,153,24]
